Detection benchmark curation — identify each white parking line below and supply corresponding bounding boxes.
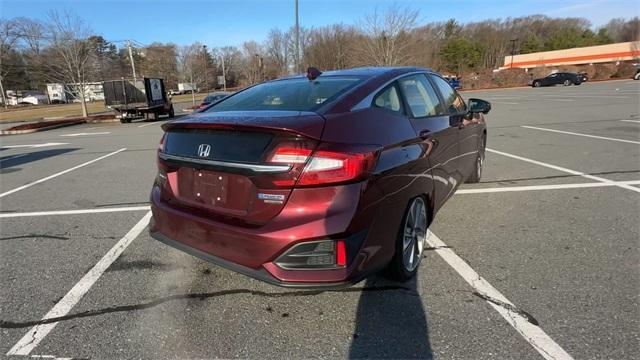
[137,122,158,128]
[7,211,152,356]
[456,180,640,194]
[0,148,126,198]
[620,119,640,123]
[545,99,574,102]
[0,142,69,150]
[0,206,150,218]
[521,125,640,144]
[492,101,519,105]
[60,132,110,137]
[541,95,629,99]
[427,232,573,360]
[486,148,640,194]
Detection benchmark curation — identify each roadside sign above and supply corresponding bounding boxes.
[217,76,225,86]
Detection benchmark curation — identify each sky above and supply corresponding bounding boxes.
[1,0,638,47]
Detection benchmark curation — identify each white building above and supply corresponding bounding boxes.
[46,82,105,103]
[5,90,48,106]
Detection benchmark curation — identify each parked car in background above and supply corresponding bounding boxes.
[150,67,491,287]
[634,64,640,80]
[577,72,589,82]
[197,92,231,110]
[531,72,582,87]
[444,75,461,89]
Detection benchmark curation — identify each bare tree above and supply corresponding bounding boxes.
[304,24,358,70]
[14,17,47,89]
[242,41,264,85]
[45,11,95,117]
[212,46,242,87]
[264,28,290,77]
[177,43,200,105]
[352,5,420,66]
[0,18,20,108]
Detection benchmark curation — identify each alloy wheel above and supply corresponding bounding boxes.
[402,198,427,272]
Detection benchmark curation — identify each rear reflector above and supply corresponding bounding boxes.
[274,240,347,269]
[336,240,347,266]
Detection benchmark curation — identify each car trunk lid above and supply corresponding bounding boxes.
[157,111,324,225]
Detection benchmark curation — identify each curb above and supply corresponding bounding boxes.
[1,121,84,135]
[85,118,119,123]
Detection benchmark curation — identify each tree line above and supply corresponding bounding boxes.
[1,7,639,109]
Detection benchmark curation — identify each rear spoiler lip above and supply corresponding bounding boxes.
[162,111,325,140]
[162,121,318,140]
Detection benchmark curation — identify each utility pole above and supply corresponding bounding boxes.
[294,0,300,73]
[203,45,208,93]
[220,54,227,91]
[127,40,138,82]
[0,75,7,109]
[510,38,519,69]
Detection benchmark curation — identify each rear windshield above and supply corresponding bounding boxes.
[205,76,362,112]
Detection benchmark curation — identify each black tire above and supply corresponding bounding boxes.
[533,81,541,87]
[168,106,175,118]
[563,79,571,86]
[466,135,485,183]
[385,197,429,282]
[119,118,127,124]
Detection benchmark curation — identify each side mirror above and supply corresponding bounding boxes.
[468,98,491,114]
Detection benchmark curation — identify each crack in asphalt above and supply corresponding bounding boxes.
[0,285,413,329]
[0,234,69,241]
[424,245,451,251]
[472,291,540,326]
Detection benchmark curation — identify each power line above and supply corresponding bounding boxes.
[4,31,149,49]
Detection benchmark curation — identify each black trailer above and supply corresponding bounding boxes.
[103,78,174,123]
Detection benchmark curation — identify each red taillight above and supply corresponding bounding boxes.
[336,240,347,267]
[260,140,377,189]
[297,150,376,186]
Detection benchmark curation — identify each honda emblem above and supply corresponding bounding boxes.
[197,144,211,157]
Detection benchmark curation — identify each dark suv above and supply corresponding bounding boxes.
[150,67,491,287]
[532,72,582,87]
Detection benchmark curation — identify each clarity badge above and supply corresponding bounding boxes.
[258,193,285,204]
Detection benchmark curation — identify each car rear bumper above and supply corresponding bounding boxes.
[149,183,371,287]
[150,230,361,288]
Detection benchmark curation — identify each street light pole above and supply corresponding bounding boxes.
[203,45,208,93]
[294,0,300,73]
[127,40,137,82]
[220,54,227,91]
[510,38,519,69]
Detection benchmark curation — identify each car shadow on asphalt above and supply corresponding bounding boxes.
[349,275,432,359]
[0,148,78,172]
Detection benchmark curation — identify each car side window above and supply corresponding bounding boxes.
[430,75,467,114]
[373,84,404,115]
[397,74,443,117]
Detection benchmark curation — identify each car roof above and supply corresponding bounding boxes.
[275,66,432,81]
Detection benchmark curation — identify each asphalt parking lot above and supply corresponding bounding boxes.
[1,80,638,359]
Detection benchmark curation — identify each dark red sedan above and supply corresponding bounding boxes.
[150,67,490,287]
